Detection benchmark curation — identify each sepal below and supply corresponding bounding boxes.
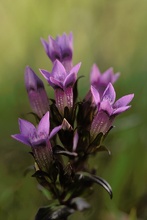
[35,204,74,220]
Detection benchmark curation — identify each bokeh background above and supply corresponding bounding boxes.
[0,0,147,219]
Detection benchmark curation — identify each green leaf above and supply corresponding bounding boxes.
[76,171,113,199]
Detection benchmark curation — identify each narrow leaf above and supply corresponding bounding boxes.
[76,172,113,199]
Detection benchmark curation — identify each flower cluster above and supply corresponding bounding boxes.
[12,32,134,220]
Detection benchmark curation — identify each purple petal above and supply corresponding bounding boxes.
[69,62,81,75]
[113,106,131,115]
[113,94,134,108]
[49,125,62,139]
[37,111,50,136]
[90,64,101,85]
[52,60,67,82]
[11,134,31,146]
[39,69,50,81]
[64,72,76,88]
[91,86,100,105]
[100,100,113,115]
[56,32,73,59]
[112,72,120,83]
[41,38,49,56]
[25,66,44,91]
[100,68,120,84]
[100,68,113,84]
[48,36,61,61]
[50,77,63,88]
[102,83,116,105]
[64,62,81,87]
[19,119,35,136]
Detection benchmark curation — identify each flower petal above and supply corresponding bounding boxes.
[69,62,81,76]
[112,72,120,83]
[37,111,50,136]
[52,60,67,82]
[48,36,61,61]
[100,67,114,84]
[113,94,134,108]
[11,134,31,146]
[100,100,113,115]
[91,86,100,105]
[64,71,76,88]
[64,62,81,88]
[19,119,35,136]
[50,77,63,88]
[49,125,62,139]
[39,69,50,81]
[56,32,73,60]
[41,38,49,56]
[25,66,49,118]
[102,83,116,105]
[113,106,131,115]
[25,66,45,91]
[90,64,101,85]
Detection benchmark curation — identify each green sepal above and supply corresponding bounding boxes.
[35,204,74,220]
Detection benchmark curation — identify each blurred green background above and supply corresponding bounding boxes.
[0,0,147,219]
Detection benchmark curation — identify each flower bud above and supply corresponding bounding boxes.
[25,66,49,118]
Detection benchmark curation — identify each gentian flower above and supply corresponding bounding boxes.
[11,111,62,172]
[90,64,120,97]
[90,83,134,140]
[40,60,81,116]
[25,66,49,118]
[41,32,73,71]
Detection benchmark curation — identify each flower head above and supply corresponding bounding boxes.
[90,83,134,138]
[11,112,62,172]
[25,66,49,118]
[12,111,62,147]
[90,64,120,97]
[40,60,81,115]
[40,60,81,90]
[41,32,73,71]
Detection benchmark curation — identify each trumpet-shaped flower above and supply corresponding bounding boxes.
[25,66,49,118]
[90,64,120,97]
[41,32,73,71]
[40,60,81,115]
[90,83,134,139]
[11,112,62,172]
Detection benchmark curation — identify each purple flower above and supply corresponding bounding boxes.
[11,112,62,172]
[41,32,73,71]
[25,66,49,118]
[40,60,81,115]
[90,83,134,139]
[90,64,120,97]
